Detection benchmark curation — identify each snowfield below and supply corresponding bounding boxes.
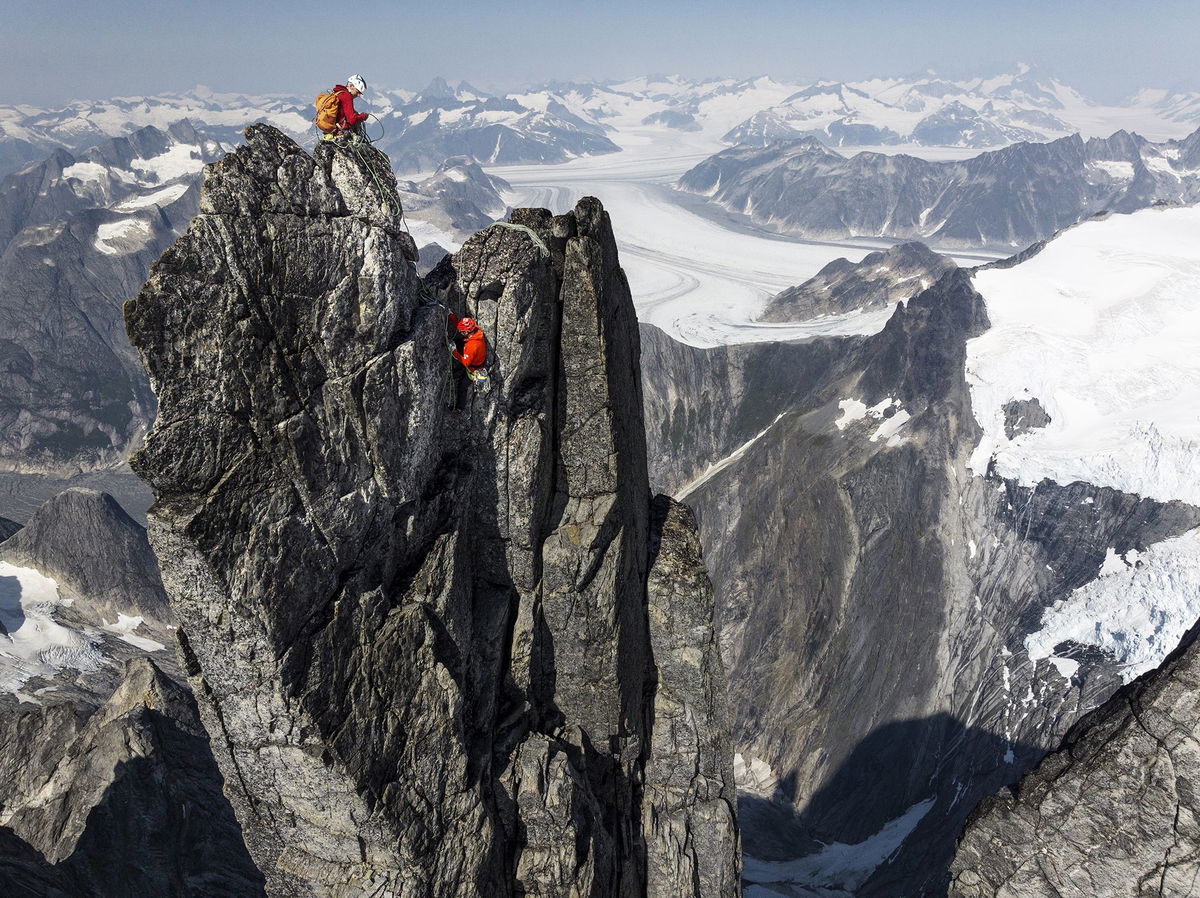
[0,562,168,698]
[968,206,1200,505]
[1025,528,1200,683]
[969,205,1200,679]
[94,217,154,255]
[742,799,935,897]
[0,562,101,694]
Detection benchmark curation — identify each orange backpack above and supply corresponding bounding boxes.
[314,88,343,133]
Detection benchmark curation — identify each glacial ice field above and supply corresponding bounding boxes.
[486,124,1000,347]
[969,205,1200,682]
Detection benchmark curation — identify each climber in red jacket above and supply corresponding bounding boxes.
[337,75,369,131]
[449,313,489,375]
[318,75,369,141]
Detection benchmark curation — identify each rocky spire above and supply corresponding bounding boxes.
[125,124,738,896]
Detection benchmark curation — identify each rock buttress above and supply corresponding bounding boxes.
[949,618,1200,898]
[124,124,738,897]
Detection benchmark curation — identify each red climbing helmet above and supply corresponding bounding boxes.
[456,317,477,333]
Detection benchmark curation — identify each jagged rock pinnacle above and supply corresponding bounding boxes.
[125,125,738,897]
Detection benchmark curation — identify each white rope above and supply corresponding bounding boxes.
[486,221,550,257]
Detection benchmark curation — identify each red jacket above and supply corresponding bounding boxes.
[333,86,368,129]
[449,314,488,369]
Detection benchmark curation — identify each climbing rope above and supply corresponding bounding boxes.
[485,221,550,257]
[349,116,418,243]
[364,113,386,145]
[316,113,405,221]
[342,138,404,218]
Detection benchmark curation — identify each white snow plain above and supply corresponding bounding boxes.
[489,128,996,347]
[968,206,1200,506]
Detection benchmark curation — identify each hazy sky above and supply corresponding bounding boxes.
[7,0,1200,106]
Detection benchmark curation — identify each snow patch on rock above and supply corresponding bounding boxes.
[102,613,166,653]
[835,399,868,429]
[130,144,204,181]
[94,218,153,255]
[1088,160,1135,179]
[114,182,190,211]
[742,798,935,896]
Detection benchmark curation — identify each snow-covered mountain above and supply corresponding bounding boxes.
[0,79,624,178]
[679,127,1200,249]
[8,66,1200,183]
[0,87,309,176]
[720,66,1083,148]
[0,122,222,480]
[638,203,1200,894]
[717,65,1199,149]
[371,78,620,172]
[396,155,511,268]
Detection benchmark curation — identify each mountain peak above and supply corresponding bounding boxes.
[124,126,738,895]
[419,75,456,99]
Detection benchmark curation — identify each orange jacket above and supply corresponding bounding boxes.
[449,314,488,369]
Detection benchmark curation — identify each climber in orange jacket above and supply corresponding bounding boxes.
[449,313,488,374]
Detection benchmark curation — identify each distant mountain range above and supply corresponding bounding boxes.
[0,124,508,485]
[720,66,1091,148]
[679,127,1200,248]
[0,122,220,478]
[5,67,1200,178]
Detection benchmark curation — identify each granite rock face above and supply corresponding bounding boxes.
[126,125,737,896]
[950,620,1200,897]
[643,496,741,897]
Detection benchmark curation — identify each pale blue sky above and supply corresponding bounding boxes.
[7,0,1199,105]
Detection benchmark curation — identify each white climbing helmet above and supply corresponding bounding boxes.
[347,74,366,94]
